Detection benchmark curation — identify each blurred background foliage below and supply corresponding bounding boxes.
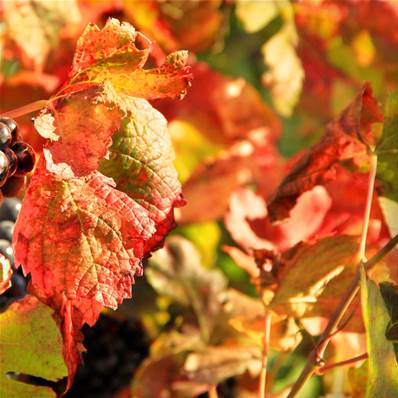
[1,1,398,397]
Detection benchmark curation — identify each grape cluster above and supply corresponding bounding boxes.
[65,314,150,398]
[0,198,29,311]
[0,117,35,197]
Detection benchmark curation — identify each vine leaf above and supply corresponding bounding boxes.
[379,196,398,237]
[34,18,192,177]
[379,282,398,363]
[182,345,260,386]
[270,236,360,320]
[14,159,155,383]
[0,296,67,398]
[155,62,281,146]
[147,237,227,342]
[3,0,81,71]
[377,89,398,201]
[67,19,191,100]
[361,270,398,397]
[99,97,184,252]
[14,19,191,388]
[268,83,383,222]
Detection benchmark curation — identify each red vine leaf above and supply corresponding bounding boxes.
[14,19,191,388]
[179,133,283,224]
[15,159,155,310]
[320,166,389,244]
[99,97,185,251]
[37,85,122,176]
[14,159,160,383]
[155,63,281,146]
[66,18,191,100]
[34,18,192,177]
[268,83,383,222]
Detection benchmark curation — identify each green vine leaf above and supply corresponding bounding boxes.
[361,269,398,397]
[0,297,67,398]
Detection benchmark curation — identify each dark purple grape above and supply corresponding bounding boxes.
[0,198,22,221]
[0,123,12,149]
[0,269,29,311]
[0,117,18,142]
[1,176,26,197]
[65,315,149,398]
[0,151,10,187]
[10,272,27,299]
[3,148,18,176]
[11,142,36,176]
[0,220,14,241]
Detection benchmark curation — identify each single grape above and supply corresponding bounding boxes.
[0,269,29,311]
[0,239,13,265]
[0,220,14,241]
[1,176,26,197]
[10,272,27,299]
[0,123,12,149]
[0,198,22,221]
[0,151,10,187]
[11,142,36,176]
[0,117,18,142]
[3,148,18,176]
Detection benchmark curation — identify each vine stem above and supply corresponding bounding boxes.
[359,154,378,261]
[259,310,272,398]
[2,100,48,119]
[286,233,398,398]
[317,353,368,374]
[287,153,391,398]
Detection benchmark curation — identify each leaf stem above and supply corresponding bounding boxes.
[259,310,272,398]
[317,353,368,374]
[2,100,48,119]
[286,232,398,398]
[359,154,378,261]
[209,385,219,398]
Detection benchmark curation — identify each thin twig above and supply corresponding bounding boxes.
[2,100,48,119]
[359,154,378,261]
[259,310,272,398]
[286,233,398,398]
[208,385,218,398]
[317,353,368,374]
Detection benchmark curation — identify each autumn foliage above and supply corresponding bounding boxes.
[1,1,398,398]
